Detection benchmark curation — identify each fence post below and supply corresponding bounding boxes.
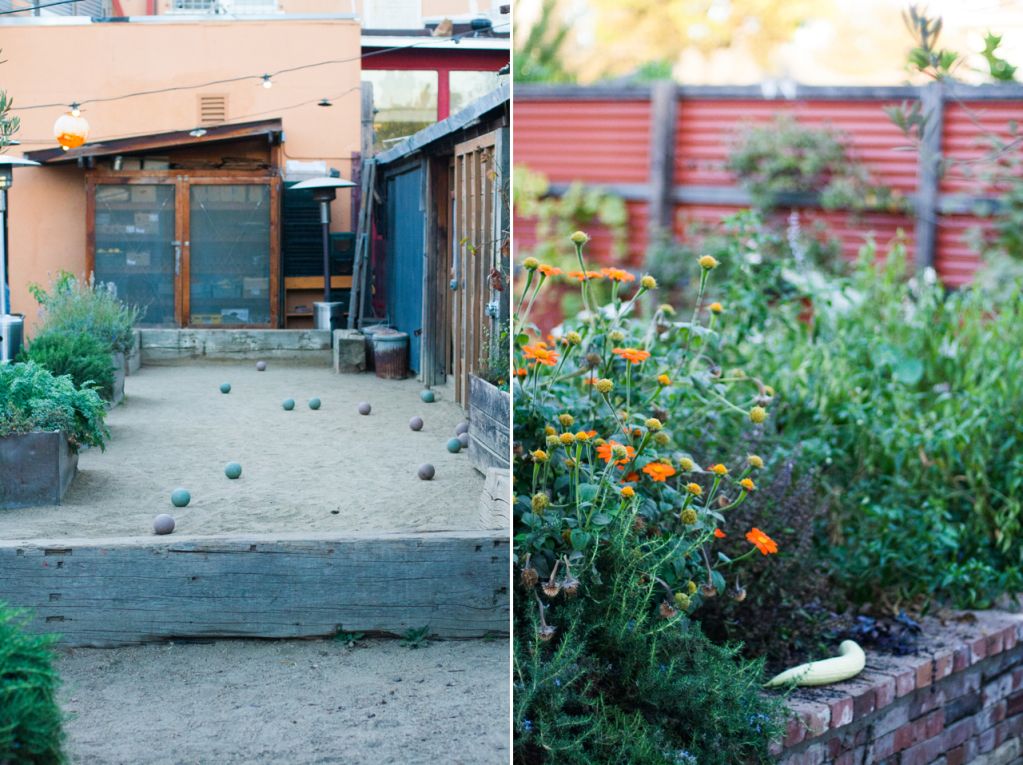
[914,81,944,271]
[647,81,678,267]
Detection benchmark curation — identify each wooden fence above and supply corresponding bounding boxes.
[514,82,1023,286]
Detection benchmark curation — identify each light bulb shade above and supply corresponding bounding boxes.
[53,111,89,150]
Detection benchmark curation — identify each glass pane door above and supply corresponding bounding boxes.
[188,184,271,326]
[93,184,177,326]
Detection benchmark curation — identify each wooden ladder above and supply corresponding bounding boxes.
[348,158,376,330]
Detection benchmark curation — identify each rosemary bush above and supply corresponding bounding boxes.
[29,272,140,355]
[0,604,65,765]
[22,331,117,402]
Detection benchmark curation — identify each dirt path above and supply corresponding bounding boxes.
[0,363,485,539]
[57,638,509,765]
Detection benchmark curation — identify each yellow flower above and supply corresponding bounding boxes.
[740,478,756,492]
[680,508,698,524]
[565,331,582,346]
[659,304,676,316]
[764,385,776,397]
[558,413,575,427]
[544,425,556,436]
[575,431,594,442]
[530,449,549,463]
[621,486,635,499]
[674,592,691,609]
[709,302,723,314]
[645,417,663,432]
[699,255,720,270]
[531,493,549,513]
[679,457,695,472]
[640,275,657,290]
[609,330,625,343]
[747,454,764,469]
[686,482,703,496]
[657,373,671,386]
[611,444,629,462]
[653,432,670,446]
[559,432,576,446]
[546,435,561,448]
[570,231,590,245]
[595,378,614,395]
[523,257,540,271]
[708,463,729,476]
[750,406,768,424]
[686,580,698,595]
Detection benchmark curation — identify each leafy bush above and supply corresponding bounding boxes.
[0,362,108,451]
[0,604,65,765]
[29,272,140,354]
[513,236,785,761]
[726,115,907,213]
[22,332,116,402]
[731,240,1023,609]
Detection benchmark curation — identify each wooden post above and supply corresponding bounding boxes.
[360,83,376,160]
[914,82,944,272]
[646,81,678,267]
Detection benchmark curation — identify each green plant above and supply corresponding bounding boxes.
[0,362,108,451]
[514,0,576,84]
[0,604,65,765]
[333,627,365,648]
[22,332,116,402]
[29,272,140,354]
[730,240,1023,609]
[478,320,511,390]
[726,116,906,213]
[400,626,430,649]
[513,234,785,760]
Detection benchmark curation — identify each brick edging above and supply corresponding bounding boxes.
[773,611,1023,765]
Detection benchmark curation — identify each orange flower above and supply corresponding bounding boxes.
[740,478,756,492]
[538,264,562,277]
[746,527,778,555]
[707,463,729,476]
[567,270,601,281]
[621,486,636,499]
[714,528,726,539]
[515,367,528,378]
[596,440,635,466]
[642,462,676,482]
[612,347,651,365]
[623,471,640,482]
[522,342,559,367]
[605,268,636,283]
[657,373,671,386]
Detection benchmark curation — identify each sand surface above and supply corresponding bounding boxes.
[57,638,509,765]
[0,363,485,540]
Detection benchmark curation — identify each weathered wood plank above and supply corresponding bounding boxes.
[139,329,332,364]
[478,468,510,531]
[469,375,510,473]
[647,80,678,256]
[0,531,509,647]
[915,82,944,272]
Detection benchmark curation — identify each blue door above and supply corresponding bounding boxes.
[385,165,425,374]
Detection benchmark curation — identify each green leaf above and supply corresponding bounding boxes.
[570,529,592,551]
[577,483,600,502]
[893,358,924,386]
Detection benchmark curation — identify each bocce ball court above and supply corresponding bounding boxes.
[0,345,508,647]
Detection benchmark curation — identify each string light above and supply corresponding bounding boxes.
[261,74,273,89]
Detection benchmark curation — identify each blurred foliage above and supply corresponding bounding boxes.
[514,0,576,84]
[0,361,108,450]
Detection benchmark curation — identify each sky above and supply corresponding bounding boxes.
[516,0,1023,84]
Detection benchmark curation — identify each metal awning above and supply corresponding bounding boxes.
[24,118,284,165]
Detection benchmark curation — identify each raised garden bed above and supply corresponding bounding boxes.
[468,374,510,475]
[775,609,1023,765]
[0,431,78,509]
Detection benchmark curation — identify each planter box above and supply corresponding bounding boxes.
[125,330,142,375]
[468,374,510,475]
[0,431,78,509]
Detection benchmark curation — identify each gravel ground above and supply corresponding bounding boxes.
[0,363,485,539]
[57,638,509,765]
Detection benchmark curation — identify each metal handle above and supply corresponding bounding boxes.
[171,240,188,276]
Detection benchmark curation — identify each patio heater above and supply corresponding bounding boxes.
[291,175,356,334]
[0,154,41,363]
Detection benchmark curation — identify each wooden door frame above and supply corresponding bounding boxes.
[86,171,282,329]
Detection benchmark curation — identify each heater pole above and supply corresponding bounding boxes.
[320,199,331,304]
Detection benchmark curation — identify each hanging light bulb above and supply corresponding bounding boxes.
[54,109,90,150]
[261,74,273,89]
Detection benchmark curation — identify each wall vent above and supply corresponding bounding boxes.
[198,94,228,126]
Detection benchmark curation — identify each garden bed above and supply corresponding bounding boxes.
[0,362,484,539]
[56,638,510,764]
[776,608,1023,765]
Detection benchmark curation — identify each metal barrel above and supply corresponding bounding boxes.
[361,323,392,371]
[372,330,409,380]
[0,314,24,363]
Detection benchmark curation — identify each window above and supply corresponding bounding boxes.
[362,70,438,152]
[449,70,502,115]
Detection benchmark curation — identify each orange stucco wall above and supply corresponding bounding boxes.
[3,18,361,331]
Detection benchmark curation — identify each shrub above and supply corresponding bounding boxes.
[0,604,65,765]
[733,240,1023,609]
[29,271,140,354]
[513,236,784,761]
[0,362,108,451]
[22,332,116,402]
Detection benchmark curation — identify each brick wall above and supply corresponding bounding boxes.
[774,611,1023,765]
